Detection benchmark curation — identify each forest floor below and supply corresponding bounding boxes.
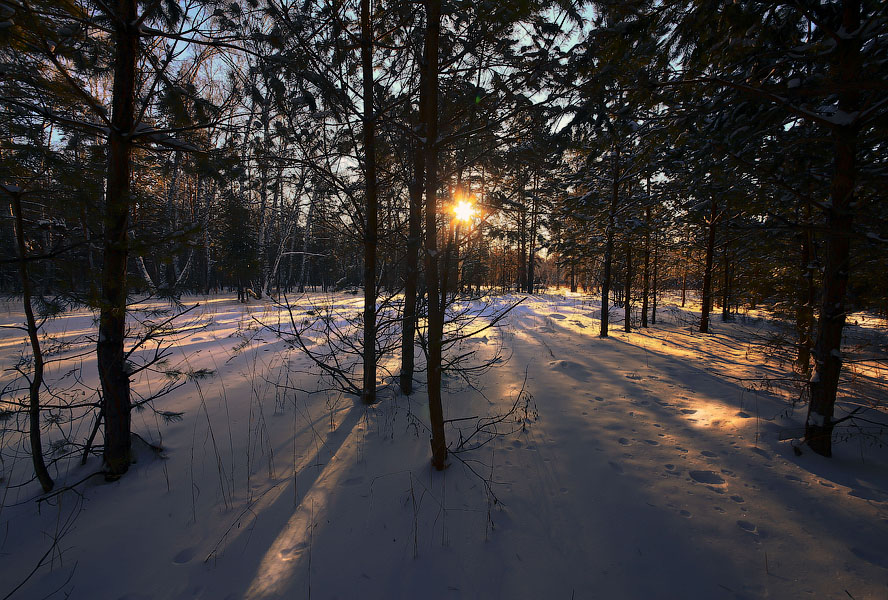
[1,292,887,600]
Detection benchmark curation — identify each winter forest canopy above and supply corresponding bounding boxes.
[1,0,887,598]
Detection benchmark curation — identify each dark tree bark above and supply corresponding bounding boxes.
[624,239,632,333]
[399,68,426,395]
[721,231,732,322]
[805,0,860,457]
[360,0,378,405]
[699,194,718,334]
[98,0,138,478]
[681,223,689,308]
[600,145,618,338]
[651,229,658,325]
[422,0,447,470]
[517,198,527,292]
[526,173,538,294]
[796,200,815,373]
[11,192,54,493]
[641,204,650,328]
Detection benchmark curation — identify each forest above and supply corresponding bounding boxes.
[1,0,887,598]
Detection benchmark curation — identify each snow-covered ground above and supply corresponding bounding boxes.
[1,292,886,599]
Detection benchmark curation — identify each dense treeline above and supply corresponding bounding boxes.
[1,0,885,480]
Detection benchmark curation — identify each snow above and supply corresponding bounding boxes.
[1,293,887,599]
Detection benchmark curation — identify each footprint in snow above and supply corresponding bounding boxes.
[689,470,725,485]
[679,510,692,518]
[173,547,197,565]
[736,520,757,533]
[608,461,624,474]
[749,447,771,460]
[550,313,567,319]
[700,450,718,458]
[643,439,660,446]
[731,495,745,503]
[736,411,751,418]
[618,438,631,446]
[681,409,697,415]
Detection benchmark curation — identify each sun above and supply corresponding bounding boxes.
[452,198,475,222]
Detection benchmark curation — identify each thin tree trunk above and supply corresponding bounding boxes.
[699,194,718,334]
[299,186,317,292]
[360,0,377,405]
[641,204,650,328]
[681,223,689,307]
[651,229,658,325]
[12,192,54,492]
[805,0,859,457]
[423,0,447,470]
[164,150,181,291]
[517,201,527,292]
[202,178,213,294]
[600,146,618,338]
[526,174,538,294]
[721,233,732,322]
[98,0,137,478]
[797,200,815,372]
[624,239,632,333]
[400,65,426,395]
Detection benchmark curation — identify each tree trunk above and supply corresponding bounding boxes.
[99,0,137,478]
[624,239,632,333]
[298,187,316,293]
[517,201,527,292]
[600,146,618,338]
[651,229,658,325]
[641,204,650,328]
[422,0,447,470]
[681,223,689,307]
[805,0,859,457]
[163,150,181,292]
[797,201,815,372]
[201,177,213,294]
[400,70,426,395]
[360,0,377,405]
[12,192,54,492]
[526,174,538,294]
[699,194,718,334]
[721,231,732,322]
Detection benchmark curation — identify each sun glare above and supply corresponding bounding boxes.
[452,197,476,222]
